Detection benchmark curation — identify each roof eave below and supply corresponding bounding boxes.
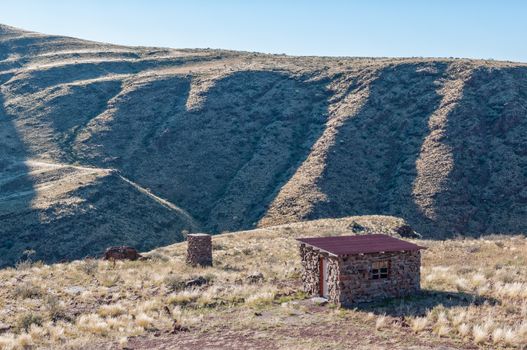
[297,241,339,257]
[296,237,427,256]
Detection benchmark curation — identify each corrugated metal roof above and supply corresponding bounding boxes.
[296,234,426,256]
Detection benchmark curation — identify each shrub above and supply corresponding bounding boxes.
[15,249,36,270]
[15,333,33,349]
[135,313,154,329]
[148,252,169,262]
[375,315,387,331]
[16,313,43,332]
[503,328,516,346]
[411,317,428,333]
[98,303,126,317]
[0,334,16,348]
[78,258,98,275]
[45,295,67,321]
[77,314,109,335]
[164,275,186,292]
[202,273,216,284]
[241,248,252,255]
[14,282,41,299]
[472,325,488,344]
[458,323,470,337]
[492,328,504,344]
[212,242,225,250]
[167,290,200,306]
[99,273,121,287]
[434,325,451,337]
[450,310,467,327]
[15,260,32,271]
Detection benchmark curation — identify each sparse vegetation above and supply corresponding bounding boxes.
[13,282,42,299]
[375,314,387,330]
[1,23,527,350]
[44,294,67,321]
[15,313,43,333]
[0,219,525,349]
[77,258,98,276]
[2,22,527,269]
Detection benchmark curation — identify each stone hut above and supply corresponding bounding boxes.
[186,233,212,267]
[296,234,425,305]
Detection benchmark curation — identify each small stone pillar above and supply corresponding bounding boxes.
[186,233,212,267]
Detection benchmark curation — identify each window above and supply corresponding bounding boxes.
[371,260,390,280]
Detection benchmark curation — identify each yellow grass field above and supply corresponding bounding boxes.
[0,216,526,349]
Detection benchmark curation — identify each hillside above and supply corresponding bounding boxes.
[0,159,196,266]
[1,23,527,264]
[0,217,526,349]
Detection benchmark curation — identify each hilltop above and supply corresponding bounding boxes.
[1,23,527,264]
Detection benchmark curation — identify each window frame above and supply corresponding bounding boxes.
[370,260,390,280]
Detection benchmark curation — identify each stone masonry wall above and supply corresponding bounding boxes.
[186,233,212,266]
[298,244,340,303]
[326,256,340,303]
[298,244,421,305]
[298,244,320,295]
[338,250,421,305]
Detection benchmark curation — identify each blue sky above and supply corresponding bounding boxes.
[1,0,526,62]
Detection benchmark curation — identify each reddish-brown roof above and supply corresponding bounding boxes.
[296,234,426,256]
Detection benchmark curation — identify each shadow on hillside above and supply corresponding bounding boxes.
[352,289,499,317]
[46,79,122,163]
[309,62,447,236]
[433,66,527,236]
[0,89,39,267]
[0,69,333,265]
[22,173,193,264]
[91,70,331,233]
[4,57,212,95]
[310,63,527,238]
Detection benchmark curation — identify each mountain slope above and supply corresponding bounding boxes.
[1,24,527,263]
[0,159,196,265]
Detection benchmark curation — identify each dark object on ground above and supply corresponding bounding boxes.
[396,225,421,238]
[398,316,410,328]
[163,306,171,316]
[0,323,11,333]
[171,320,189,333]
[311,297,329,305]
[185,276,208,288]
[103,246,142,261]
[246,272,264,284]
[350,222,366,233]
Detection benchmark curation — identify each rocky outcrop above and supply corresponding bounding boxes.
[103,246,141,261]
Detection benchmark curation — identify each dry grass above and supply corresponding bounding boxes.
[411,316,428,333]
[375,315,388,330]
[0,221,526,348]
[407,235,527,348]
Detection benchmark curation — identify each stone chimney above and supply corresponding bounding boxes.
[186,233,212,267]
